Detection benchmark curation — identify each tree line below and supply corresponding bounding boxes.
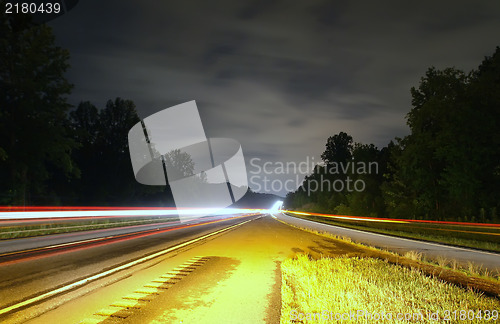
[285,47,500,222]
[0,12,172,206]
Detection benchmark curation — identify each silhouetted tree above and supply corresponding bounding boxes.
[321,131,353,164]
[69,98,166,205]
[286,47,500,221]
[385,48,500,220]
[0,11,76,205]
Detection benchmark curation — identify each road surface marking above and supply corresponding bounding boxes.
[276,212,500,257]
[0,218,254,316]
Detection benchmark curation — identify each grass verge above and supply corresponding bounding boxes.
[274,216,500,297]
[0,217,177,240]
[281,255,500,323]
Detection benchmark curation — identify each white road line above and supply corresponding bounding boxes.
[0,217,255,316]
[276,212,500,257]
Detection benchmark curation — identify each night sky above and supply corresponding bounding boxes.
[48,0,500,196]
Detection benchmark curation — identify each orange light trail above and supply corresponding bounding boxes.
[285,210,408,224]
[284,210,500,228]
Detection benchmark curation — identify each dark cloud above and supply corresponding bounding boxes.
[237,0,281,20]
[47,0,500,195]
[308,1,348,27]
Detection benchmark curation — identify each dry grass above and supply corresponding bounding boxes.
[283,219,500,281]
[436,255,449,268]
[281,255,500,323]
[403,250,423,261]
[468,261,483,277]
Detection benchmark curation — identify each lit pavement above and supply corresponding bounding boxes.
[12,215,363,324]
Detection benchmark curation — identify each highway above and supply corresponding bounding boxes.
[0,214,243,256]
[274,212,500,271]
[0,213,261,322]
[0,213,371,323]
[0,212,498,323]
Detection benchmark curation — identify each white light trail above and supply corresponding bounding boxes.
[0,208,265,220]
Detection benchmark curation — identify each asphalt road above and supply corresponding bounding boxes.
[0,214,236,255]
[274,212,500,271]
[1,213,499,323]
[0,214,259,320]
[12,214,367,324]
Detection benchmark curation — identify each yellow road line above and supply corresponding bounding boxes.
[0,217,255,316]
